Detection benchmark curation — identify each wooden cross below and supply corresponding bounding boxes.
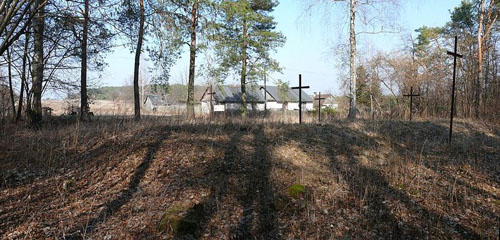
[292,74,310,124]
[447,36,463,143]
[403,86,420,122]
[315,92,325,122]
[206,85,216,120]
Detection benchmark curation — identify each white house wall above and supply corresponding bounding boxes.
[225,103,240,110]
[201,102,209,114]
[288,102,299,110]
[305,103,314,111]
[267,101,282,110]
[214,104,225,112]
[283,102,313,111]
[201,102,224,113]
[144,99,154,111]
[255,103,265,111]
[201,100,312,112]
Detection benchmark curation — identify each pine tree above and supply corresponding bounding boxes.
[213,0,285,115]
[156,0,216,119]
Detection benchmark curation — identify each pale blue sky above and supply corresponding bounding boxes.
[98,0,462,95]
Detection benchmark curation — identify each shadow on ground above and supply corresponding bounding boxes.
[0,118,498,239]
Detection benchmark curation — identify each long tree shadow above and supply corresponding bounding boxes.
[171,126,242,239]
[377,120,500,201]
[0,118,159,190]
[0,125,173,237]
[230,126,279,239]
[63,127,171,239]
[314,124,482,238]
[270,123,483,238]
[174,124,279,239]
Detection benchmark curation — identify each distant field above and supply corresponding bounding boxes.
[43,100,191,116]
[0,118,498,239]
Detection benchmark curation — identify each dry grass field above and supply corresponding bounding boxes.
[0,117,499,239]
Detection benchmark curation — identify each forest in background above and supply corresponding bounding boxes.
[1,0,500,123]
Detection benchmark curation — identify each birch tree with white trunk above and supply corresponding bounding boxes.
[302,0,400,119]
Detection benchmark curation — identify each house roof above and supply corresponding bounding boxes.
[201,85,314,103]
[145,95,167,106]
[201,85,313,103]
[201,85,266,103]
[262,86,313,103]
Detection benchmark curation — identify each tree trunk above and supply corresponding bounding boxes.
[347,0,357,119]
[16,30,29,123]
[240,18,248,116]
[30,0,44,124]
[80,0,90,121]
[369,75,373,120]
[134,0,145,120]
[484,41,490,115]
[476,0,486,119]
[186,0,198,119]
[7,48,16,121]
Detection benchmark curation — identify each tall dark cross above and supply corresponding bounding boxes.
[403,86,420,122]
[447,36,463,143]
[207,85,216,120]
[315,92,325,122]
[292,74,310,124]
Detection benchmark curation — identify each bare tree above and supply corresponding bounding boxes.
[475,0,498,118]
[16,29,30,122]
[302,0,400,119]
[133,0,145,120]
[30,0,45,124]
[0,0,46,56]
[80,0,90,121]
[6,48,16,120]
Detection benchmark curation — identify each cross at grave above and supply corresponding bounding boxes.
[206,85,216,120]
[447,36,463,144]
[403,86,420,122]
[292,74,310,124]
[315,92,325,122]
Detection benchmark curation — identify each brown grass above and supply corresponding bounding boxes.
[0,117,498,239]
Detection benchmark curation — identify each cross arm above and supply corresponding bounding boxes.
[291,86,310,89]
[447,51,463,58]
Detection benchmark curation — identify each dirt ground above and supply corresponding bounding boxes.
[0,117,499,239]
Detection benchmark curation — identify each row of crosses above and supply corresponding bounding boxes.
[295,35,462,145]
[207,36,462,145]
[294,76,422,124]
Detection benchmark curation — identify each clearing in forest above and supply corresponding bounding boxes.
[0,118,499,239]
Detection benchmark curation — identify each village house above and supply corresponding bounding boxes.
[261,86,314,111]
[143,94,168,112]
[200,85,313,113]
[312,92,338,109]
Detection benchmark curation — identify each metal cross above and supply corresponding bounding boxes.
[206,85,216,120]
[403,86,420,122]
[315,92,325,122]
[447,36,463,144]
[291,74,310,124]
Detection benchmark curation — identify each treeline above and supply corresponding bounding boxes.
[0,0,284,124]
[354,1,500,121]
[2,0,499,124]
[85,84,207,103]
